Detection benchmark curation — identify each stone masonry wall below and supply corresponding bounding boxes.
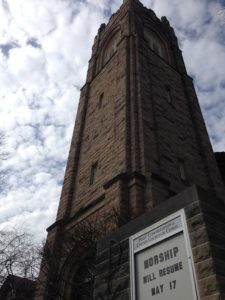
[70,47,127,216]
[134,3,225,202]
[55,1,131,223]
[55,0,224,227]
[94,185,225,300]
[36,2,225,299]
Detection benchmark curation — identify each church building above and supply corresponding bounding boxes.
[35,0,225,299]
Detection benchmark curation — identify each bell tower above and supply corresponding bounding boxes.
[35,1,225,299]
[54,0,224,225]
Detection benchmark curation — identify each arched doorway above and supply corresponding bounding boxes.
[69,254,95,300]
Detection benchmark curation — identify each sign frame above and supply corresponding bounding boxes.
[129,209,200,300]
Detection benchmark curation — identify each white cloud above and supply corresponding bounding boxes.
[183,37,225,89]
[8,46,47,85]
[7,0,57,38]
[0,0,225,242]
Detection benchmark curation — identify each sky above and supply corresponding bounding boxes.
[0,0,225,241]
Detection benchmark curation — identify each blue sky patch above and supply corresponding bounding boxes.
[0,42,19,57]
[27,38,42,49]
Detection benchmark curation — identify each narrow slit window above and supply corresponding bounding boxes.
[179,161,187,181]
[98,93,104,109]
[166,87,172,104]
[90,162,98,185]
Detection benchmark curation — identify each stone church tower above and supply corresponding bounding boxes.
[35,0,225,299]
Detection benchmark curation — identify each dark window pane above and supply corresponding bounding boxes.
[90,162,98,185]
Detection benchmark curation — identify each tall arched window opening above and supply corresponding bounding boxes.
[144,27,168,60]
[102,30,121,66]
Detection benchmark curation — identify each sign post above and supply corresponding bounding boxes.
[130,210,199,300]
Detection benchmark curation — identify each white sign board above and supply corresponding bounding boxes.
[130,210,199,300]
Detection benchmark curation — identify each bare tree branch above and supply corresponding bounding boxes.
[37,209,121,300]
[0,228,42,290]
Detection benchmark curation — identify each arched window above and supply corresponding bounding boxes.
[144,27,167,60]
[102,30,121,66]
